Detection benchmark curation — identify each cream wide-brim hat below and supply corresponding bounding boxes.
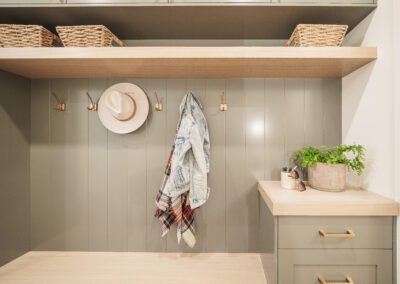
[98,83,149,134]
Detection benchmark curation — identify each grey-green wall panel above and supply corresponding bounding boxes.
[264,79,285,180]
[30,78,341,253]
[322,79,342,146]
[0,71,30,266]
[107,79,129,252]
[65,79,89,250]
[30,80,52,250]
[203,79,226,252]
[305,79,324,147]
[125,78,147,252]
[87,79,109,251]
[244,79,265,252]
[186,79,207,253]
[225,79,247,252]
[164,79,187,252]
[49,79,68,250]
[144,79,167,252]
[283,79,305,165]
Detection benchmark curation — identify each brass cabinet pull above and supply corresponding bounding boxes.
[319,229,355,238]
[318,276,354,284]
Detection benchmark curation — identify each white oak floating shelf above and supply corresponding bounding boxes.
[0,47,377,79]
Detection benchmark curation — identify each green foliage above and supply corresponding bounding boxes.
[292,144,366,175]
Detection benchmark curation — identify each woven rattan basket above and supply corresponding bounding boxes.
[287,24,348,47]
[56,25,126,47]
[0,24,60,47]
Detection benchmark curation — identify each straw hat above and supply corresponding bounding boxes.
[98,83,149,134]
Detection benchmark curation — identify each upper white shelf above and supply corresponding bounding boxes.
[0,46,377,79]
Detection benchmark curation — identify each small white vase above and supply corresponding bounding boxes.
[281,168,296,190]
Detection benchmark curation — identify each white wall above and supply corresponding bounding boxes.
[343,0,397,197]
[394,0,400,205]
[395,3,400,282]
[342,0,400,282]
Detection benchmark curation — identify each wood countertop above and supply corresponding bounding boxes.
[258,181,399,216]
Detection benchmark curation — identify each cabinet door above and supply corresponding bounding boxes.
[277,0,375,3]
[278,216,393,249]
[1,0,64,3]
[67,0,167,3]
[278,249,392,284]
[170,0,271,3]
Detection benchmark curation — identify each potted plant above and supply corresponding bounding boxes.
[292,144,365,192]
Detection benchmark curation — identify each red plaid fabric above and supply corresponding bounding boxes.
[155,146,197,247]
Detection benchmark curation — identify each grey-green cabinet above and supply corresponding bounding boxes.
[276,217,394,284]
[258,210,395,284]
[1,0,64,3]
[169,0,271,2]
[276,0,375,3]
[66,0,167,3]
[278,216,393,249]
[279,249,392,284]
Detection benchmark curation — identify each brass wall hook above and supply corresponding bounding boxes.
[154,92,163,111]
[220,91,227,111]
[52,92,66,111]
[86,92,98,111]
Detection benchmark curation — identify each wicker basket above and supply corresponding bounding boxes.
[56,25,126,47]
[287,24,348,47]
[0,24,60,47]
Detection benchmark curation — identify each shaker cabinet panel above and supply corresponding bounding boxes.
[278,249,392,284]
[277,0,375,4]
[1,0,64,3]
[278,216,393,249]
[170,0,271,3]
[67,0,167,3]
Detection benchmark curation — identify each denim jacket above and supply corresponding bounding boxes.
[162,92,210,209]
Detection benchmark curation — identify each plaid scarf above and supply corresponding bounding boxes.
[155,146,196,248]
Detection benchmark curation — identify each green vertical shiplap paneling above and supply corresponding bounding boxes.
[30,79,51,250]
[49,79,69,250]
[322,79,342,146]
[305,79,324,147]
[283,79,305,165]
[0,71,30,266]
[225,79,247,252]
[164,79,186,252]
[203,79,226,252]
[264,79,285,180]
[186,78,207,253]
[30,77,341,253]
[145,79,167,252]
[125,78,147,252]
[64,79,89,250]
[244,79,265,252]
[87,78,109,251]
[106,79,130,251]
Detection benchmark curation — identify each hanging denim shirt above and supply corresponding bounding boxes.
[163,92,210,209]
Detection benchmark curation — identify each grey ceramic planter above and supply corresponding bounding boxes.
[308,163,346,192]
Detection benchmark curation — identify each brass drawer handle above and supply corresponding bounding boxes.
[319,229,355,238]
[318,276,354,284]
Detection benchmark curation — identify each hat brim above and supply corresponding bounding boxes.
[98,83,149,134]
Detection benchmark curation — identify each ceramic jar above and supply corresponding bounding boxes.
[308,163,346,192]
